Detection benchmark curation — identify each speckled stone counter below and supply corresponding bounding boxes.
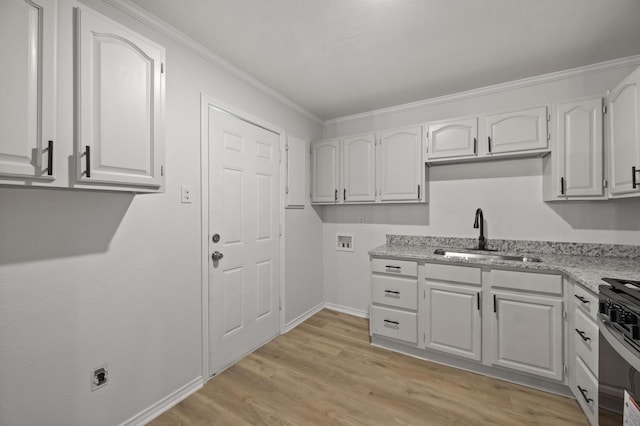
[369,235,640,294]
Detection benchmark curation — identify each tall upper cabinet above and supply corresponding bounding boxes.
[378,126,423,202]
[0,1,165,193]
[0,0,57,180]
[311,139,340,203]
[74,6,165,189]
[608,66,640,198]
[342,133,376,202]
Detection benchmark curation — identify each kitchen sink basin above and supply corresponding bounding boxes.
[433,249,542,263]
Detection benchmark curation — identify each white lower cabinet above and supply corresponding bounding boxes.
[425,281,481,361]
[490,290,563,381]
[371,306,417,344]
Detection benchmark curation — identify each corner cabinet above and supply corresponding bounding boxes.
[74,6,165,190]
[311,125,425,205]
[608,65,640,198]
[0,0,57,181]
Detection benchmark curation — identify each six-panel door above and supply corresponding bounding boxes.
[75,6,165,188]
[608,65,640,198]
[0,0,56,180]
[377,126,423,202]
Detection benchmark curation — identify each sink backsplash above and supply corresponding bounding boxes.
[386,235,640,259]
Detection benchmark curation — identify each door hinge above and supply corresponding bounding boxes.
[603,105,608,114]
[161,62,165,74]
[279,150,282,163]
[604,179,608,189]
[279,224,282,237]
[160,165,164,176]
[423,289,426,299]
[285,144,289,152]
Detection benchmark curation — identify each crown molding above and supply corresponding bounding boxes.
[102,0,324,125]
[325,54,640,125]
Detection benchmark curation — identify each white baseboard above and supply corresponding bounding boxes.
[324,303,369,319]
[284,302,325,333]
[119,376,203,426]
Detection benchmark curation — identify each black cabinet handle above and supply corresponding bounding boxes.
[47,140,53,176]
[383,319,399,325]
[334,189,337,201]
[417,184,421,200]
[477,293,481,311]
[560,177,565,195]
[574,295,590,305]
[488,136,492,153]
[493,294,497,313]
[344,188,346,201]
[633,166,638,189]
[577,386,593,403]
[575,328,591,342]
[473,137,477,154]
[85,145,91,178]
[385,265,401,270]
[384,290,400,295]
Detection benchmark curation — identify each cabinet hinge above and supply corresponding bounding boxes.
[547,133,551,141]
[547,113,551,122]
[603,105,608,114]
[279,224,282,237]
[604,179,609,189]
[160,165,164,176]
[279,150,282,163]
[161,62,165,74]
[285,144,289,152]
[563,309,567,321]
[563,363,568,374]
[423,289,426,299]
[285,187,289,194]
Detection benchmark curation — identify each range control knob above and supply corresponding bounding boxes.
[610,309,620,323]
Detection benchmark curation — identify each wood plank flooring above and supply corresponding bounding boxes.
[150,309,587,425]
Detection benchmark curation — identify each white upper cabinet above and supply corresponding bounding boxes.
[75,6,165,189]
[311,139,339,203]
[377,126,423,202]
[485,106,549,155]
[608,66,640,198]
[342,133,376,202]
[0,0,57,180]
[426,117,478,160]
[549,97,604,200]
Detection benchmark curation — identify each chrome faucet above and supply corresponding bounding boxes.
[473,208,486,250]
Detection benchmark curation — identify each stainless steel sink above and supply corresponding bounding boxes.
[433,249,542,263]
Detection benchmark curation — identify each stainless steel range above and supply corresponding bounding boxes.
[599,278,640,425]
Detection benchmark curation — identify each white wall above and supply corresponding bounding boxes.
[321,63,640,314]
[0,1,322,424]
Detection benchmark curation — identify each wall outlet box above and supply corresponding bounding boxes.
[91,364,108,391]
[181,185,193,203]
[336,234,354,252]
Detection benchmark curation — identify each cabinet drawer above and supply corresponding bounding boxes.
[425,262,481,285]
[574,284,598,321]
[491,270,562,295]
[574,308,598,377]
[371,306,417,344]
[573,356,598,424]
[372,275,417,310]
[372,258,418,277]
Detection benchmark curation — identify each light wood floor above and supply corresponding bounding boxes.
[151,309,587,425]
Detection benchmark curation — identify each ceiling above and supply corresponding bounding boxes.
[129,0,640,121]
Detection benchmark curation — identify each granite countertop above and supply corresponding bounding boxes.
[369,236,640,294]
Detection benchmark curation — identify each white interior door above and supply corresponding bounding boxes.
[208,107,281,376]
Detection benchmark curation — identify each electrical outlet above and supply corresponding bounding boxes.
[181,185,193,204]
[91,365,108,391]
[359,216,366,225]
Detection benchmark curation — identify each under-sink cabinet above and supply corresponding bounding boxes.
[370,256,570,396]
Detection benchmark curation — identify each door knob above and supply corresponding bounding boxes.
[211,251,224,261]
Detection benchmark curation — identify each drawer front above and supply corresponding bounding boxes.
[371,306,417,344]
[573,356,598,424]
[574,284,598,321]
[372,258,418,277]
[425,262,481,285]
[574,308,598,377]
[491,269,562,295]
[372,275,417,310]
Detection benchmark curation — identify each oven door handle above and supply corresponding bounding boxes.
[600,317,640,373]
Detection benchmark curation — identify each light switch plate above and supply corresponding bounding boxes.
[181,185,193,203]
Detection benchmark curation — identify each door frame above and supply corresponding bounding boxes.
[199,94,286,382]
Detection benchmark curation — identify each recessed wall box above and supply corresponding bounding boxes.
[336,234,354,252]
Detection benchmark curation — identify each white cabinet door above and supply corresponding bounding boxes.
[486,106,549,155]
[377,126,423,202]
[75,6,165,188]
[0,0,56,179]
[554,97,604,198]
[490,291,563,381]
[426,117,478,160]
[425,282,481,361]
[608,66,640,198]
[285,136,306,208]
[342,133,375,202]
[311,139,339,203]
